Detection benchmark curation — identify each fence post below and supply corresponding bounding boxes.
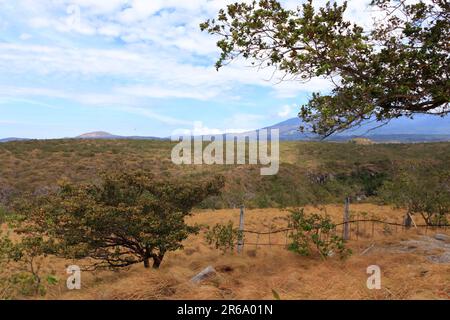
[343,197,350,240]
[356,214,359,241]
[237,205,245,254]
[269,226,272,249]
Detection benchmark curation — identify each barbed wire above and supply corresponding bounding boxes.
[241,219,449,236]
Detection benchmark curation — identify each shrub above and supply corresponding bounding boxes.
[0,232,57,298]
[205,221,243,253]
[380,169,450,226]
[287,209,351,259]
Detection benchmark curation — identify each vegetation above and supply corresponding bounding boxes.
[1,139,450,210]
[380,168,450,226]
[12,171,225,269]
[205,221,244,253]
[287,209,351,259]
[0,228,58,298]
[201,0,449,136]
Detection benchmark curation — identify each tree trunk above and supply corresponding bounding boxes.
[143,257,150,268]
[420,212,432,226]
[152,254,164,269]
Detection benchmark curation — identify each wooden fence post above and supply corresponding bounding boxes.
[356,214,359,241]
[269,226,272,249]
[343,197,350,240]
[237,205,245,254]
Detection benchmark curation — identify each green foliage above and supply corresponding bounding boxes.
[15,171,225,269]
[8,272,46,297]
[0,232,57,298]
[336,170,388,197]
[202,0,450,136]
[205,221,243,253]
[287,209,351,259]
[380,169,450,226]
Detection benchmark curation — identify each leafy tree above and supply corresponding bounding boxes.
[205,221,244,253]
[380,169,450,226]
[16,172,225,269]
[287,209,351,259]
[0,230,56,298]
[201,0,450,136]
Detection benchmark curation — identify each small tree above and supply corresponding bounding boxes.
[205,221,244,253]
[287,209,351,259]
[16,172,224,269]
[0,229,56,298]
[380,170,450,226]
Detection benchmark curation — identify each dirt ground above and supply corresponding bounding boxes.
[20,204,444,300]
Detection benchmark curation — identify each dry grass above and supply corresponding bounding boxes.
[26,204,448,300]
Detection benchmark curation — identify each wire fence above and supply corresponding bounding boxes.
[239,218,450,250]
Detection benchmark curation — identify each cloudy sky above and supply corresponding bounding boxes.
[0,0,375,139]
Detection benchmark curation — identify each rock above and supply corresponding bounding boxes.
[190,266,216,284]
[427,252,450,264]
[434,234,450,242]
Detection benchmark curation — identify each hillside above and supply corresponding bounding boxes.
[1,139,449,209]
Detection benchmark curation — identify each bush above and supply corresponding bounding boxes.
[0,232,58,298]
[287,209,351,259]
[205,221,243,253]
[380,169,450,226]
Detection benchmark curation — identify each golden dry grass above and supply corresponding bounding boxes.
[26,204,448,301]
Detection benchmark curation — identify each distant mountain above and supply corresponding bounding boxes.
[76,131,118,139]
[2,114,449,143]
[265,115,450,142]
[0,137,30,143]
[263,118,313,141]
[75,131,164,141]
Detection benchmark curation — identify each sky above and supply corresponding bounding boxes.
[0,0,376,139]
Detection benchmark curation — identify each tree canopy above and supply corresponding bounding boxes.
[201,0,450,136]
[15,172,225,269]
[380,168,450,226]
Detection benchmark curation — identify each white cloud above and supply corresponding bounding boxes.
[277,104,294,117]
[0,41,333,101]
[1,0,374,102]
[0,0,379,133]
[19,33,32,40]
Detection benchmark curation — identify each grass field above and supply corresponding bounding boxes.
[3,204,446,300]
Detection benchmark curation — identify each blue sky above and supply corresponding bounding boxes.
[0,0,373,139]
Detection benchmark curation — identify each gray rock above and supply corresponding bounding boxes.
[434,234,450,242]
[190,266,216,284]
[427,252,450,264]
